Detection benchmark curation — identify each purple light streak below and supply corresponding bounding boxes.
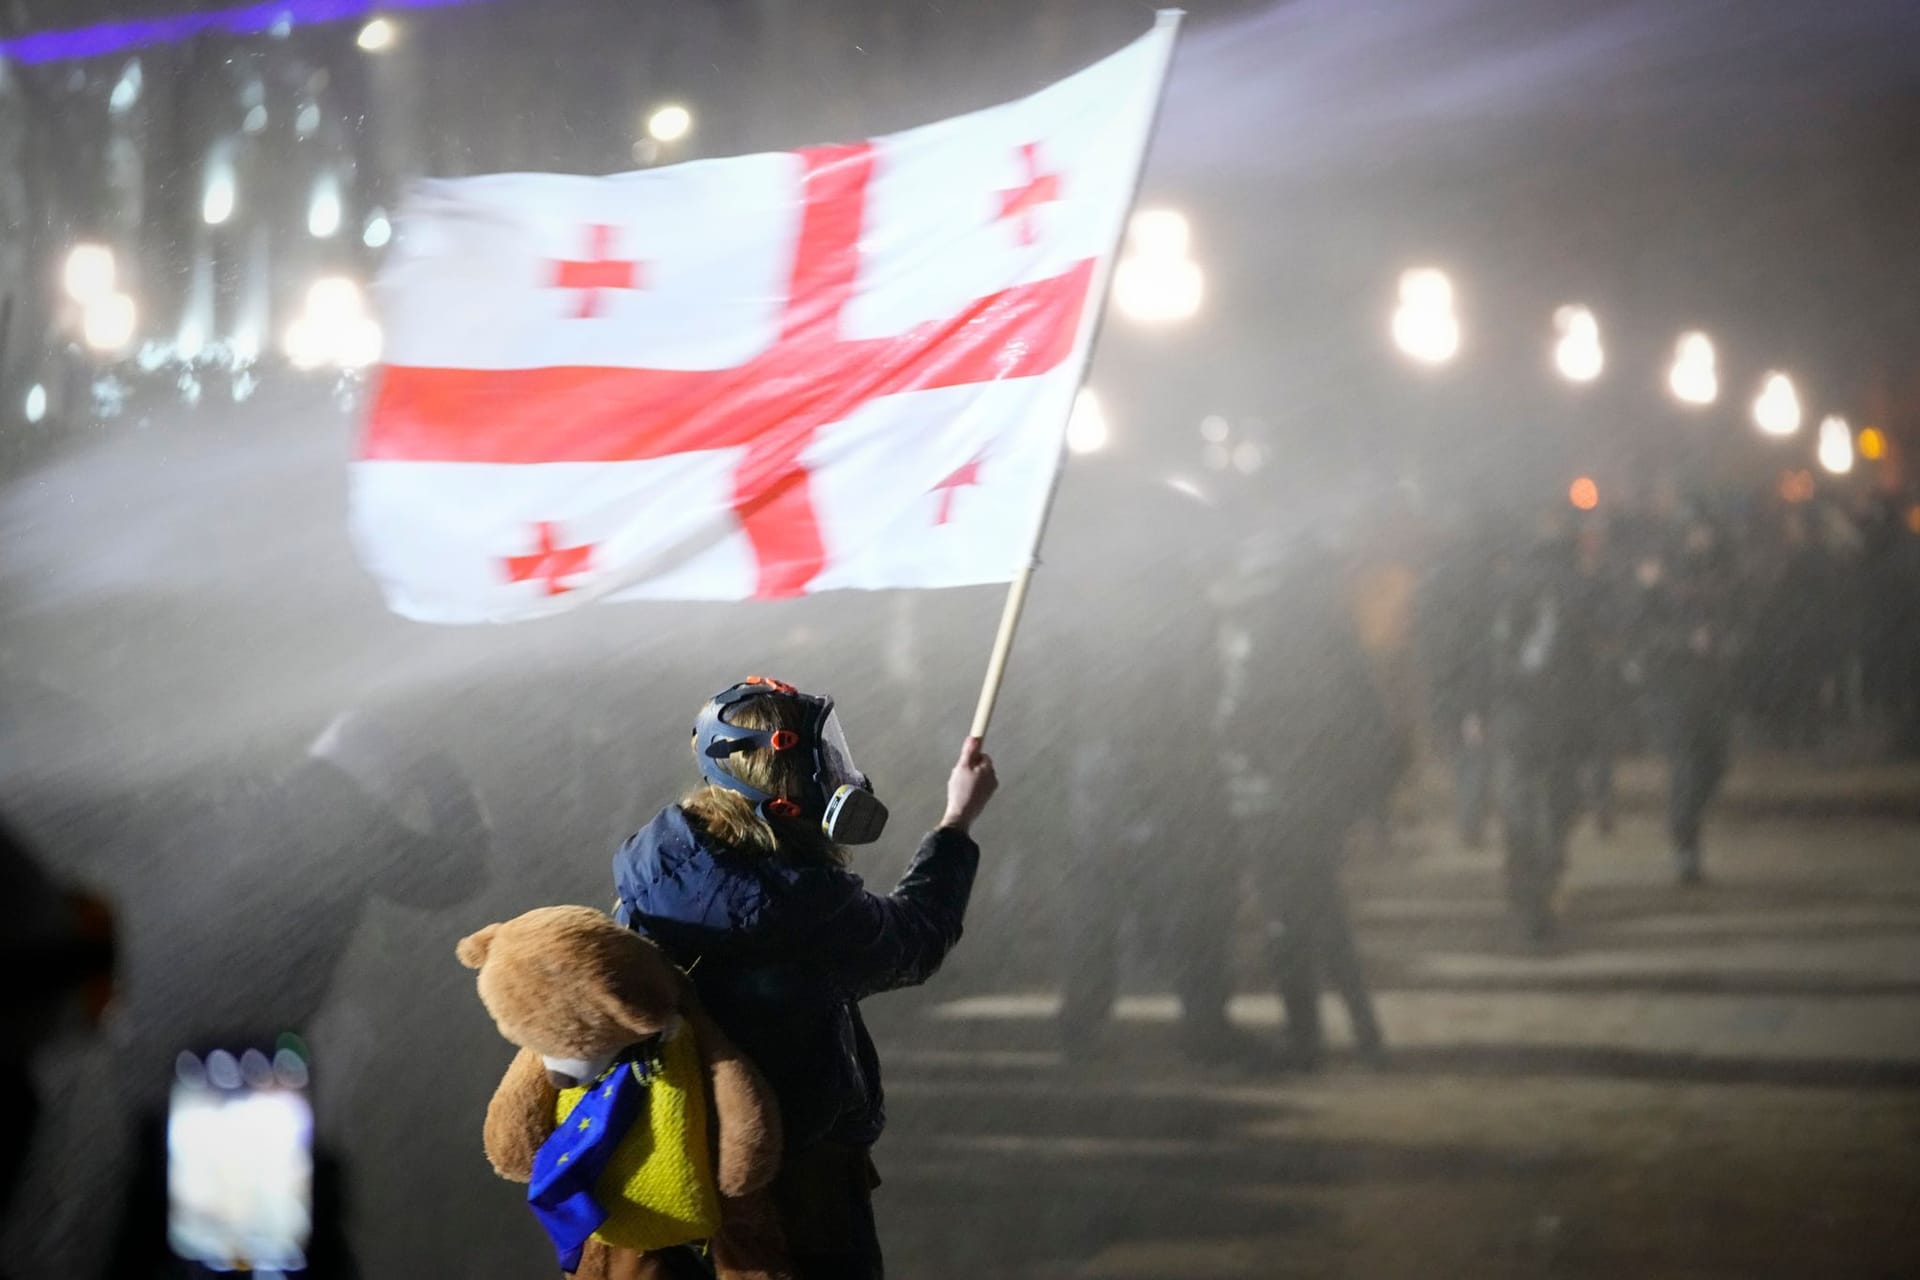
[0,0,488,67]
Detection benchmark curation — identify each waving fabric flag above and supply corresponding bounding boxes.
[354,16,1177,623]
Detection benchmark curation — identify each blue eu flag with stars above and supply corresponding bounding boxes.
[528,1053,652,1272]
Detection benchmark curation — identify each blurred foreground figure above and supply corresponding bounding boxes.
[1217,526,1392,1068]
[1633,514,1739,884]
[0,815,114,1251]
[57,712,473,1278]
[113,710,491,1092]
[1486,527,1598,940]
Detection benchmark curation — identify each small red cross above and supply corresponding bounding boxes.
[929,454,985,525]
[502,521,594,595]
[550,224,644,318]
[996,142,1062,246]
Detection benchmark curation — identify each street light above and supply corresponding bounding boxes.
[647,105,692,143]
[357,18,396,52]
[307,176,341,239]
[109,60,143,113]
[82,292,137,352]
[1131,209,1189,257]
[1113,209,1203,325]
[24,384,47,424]
[285,277,381,370]
[63,244,116,305]
[1817,415,1854,475]
[203,162,236,226]
[1752,371,1802,437]
[1066,388,1110,454]
[1668,331,1717,405]
[1391,267,1460,365]
[1552,304,1603,382]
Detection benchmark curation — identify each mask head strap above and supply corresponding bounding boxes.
[692,679,828,817]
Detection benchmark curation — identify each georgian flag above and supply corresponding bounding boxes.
[354,15,1177,623]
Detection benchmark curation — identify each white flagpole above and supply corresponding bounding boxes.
[969,8,1186,740]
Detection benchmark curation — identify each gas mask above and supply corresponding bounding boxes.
[692,678,889,845]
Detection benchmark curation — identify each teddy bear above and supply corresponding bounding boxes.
[457,905,790,1280]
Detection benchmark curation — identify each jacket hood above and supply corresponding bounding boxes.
[613,805,857,957]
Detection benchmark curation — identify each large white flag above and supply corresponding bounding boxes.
[354,15,1176,623]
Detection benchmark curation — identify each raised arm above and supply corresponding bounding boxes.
[815,737,996,1000]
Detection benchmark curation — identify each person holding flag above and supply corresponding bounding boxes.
[611,680,997,1278]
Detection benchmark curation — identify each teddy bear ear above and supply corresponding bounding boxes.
[455,924,500,970]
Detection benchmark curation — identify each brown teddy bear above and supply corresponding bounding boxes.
[457,905,790,1280]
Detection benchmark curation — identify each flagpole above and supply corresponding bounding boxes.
[969,8,1186,741]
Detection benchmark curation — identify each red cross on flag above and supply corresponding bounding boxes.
[354,16,1177,623]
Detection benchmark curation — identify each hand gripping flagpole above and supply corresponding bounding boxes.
[969,8,1186,740]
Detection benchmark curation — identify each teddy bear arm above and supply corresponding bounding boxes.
[711,1189,794,1280]
[482,1046,558,1183]
[687,1006,783,1198]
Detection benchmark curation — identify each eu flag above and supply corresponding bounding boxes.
[527,1052,653,1272]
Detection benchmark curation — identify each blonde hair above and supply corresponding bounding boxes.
[682,691,846,868]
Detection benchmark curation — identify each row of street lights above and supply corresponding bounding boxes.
[1390,266,1874,477]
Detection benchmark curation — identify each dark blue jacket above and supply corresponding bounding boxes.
[612,806,978,1151]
